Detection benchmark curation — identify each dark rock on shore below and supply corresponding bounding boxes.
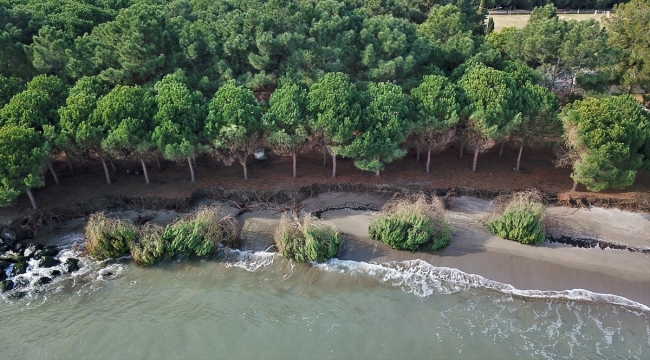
[32,247,58,260]
[50,270,62,278]
[63,258,80,273]
[8,291,26,299]
[0,260,10,270]
[0,280,14,292]
[0,251,23,262]
[11,262,26,276]
[0,268,6,281]
[39,256,60,268]
[35,277,52,286]
[23,244,43,258]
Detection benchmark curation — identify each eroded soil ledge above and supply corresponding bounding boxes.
[1,182,648,249]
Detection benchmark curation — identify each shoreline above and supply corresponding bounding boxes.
[3,190,649,307]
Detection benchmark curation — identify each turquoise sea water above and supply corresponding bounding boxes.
[1,249,649,359]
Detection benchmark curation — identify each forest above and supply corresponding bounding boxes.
[0,0,649,209]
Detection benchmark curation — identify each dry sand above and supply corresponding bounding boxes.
[315,193,650,306]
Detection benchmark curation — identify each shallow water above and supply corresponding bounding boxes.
[1,249,649,360]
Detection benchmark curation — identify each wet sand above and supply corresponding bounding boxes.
[313,194,650,306]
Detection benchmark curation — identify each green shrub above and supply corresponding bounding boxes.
[84,213,137,260]
[130,224,168,266]
[368,196,452,252]
[163,207,238,257]
[487,191,546,245]
[275,214,341,263]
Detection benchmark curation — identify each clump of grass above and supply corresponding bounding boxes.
[275,214,341,263]
[84,213,137,260]
[368,195,452,252]
[130,223,167,266]
[163,207,239,257]
[487,190,546,245]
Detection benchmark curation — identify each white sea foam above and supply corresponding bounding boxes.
[222,250,650,313]
[1,246,126,303]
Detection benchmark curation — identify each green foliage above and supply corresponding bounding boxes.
[409,74,459,155]
[0,125,48,207]
[419,4,476,71]
[152,70,206,162]
[130,224,167,266]
[457,63,521,140]
[205,80,262,160]
[308,72,361,154]
[502,5,610,90]
[368,196,452,252]
[84,212,137,260]
[163,207,238,257]
[487,192,546,245]
[57,76,109,159]
[0,75,68,131]
[605,0,650,92]
[561,95,650,192]
[264,81,309,154]
[340,81,409,174]
[99,85,156,158]
[274,214,341,263]
[0,75,22,106]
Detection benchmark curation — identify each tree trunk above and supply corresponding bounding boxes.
[426,149,431,174]
[292,151,297,178]
[192,155,197,168]
[459,144,464,158]
[376,156,380,176]
[140,159,150,184]
[516,144,524,171]
[64,151,74,173]
[472,148,479,172]
[26,189,37,209]
[155,156,161,170]
[499,142,504,157]
[187,156,195,182]
[416,145,420,162]
[47,159,60,186]
[323,147,327,166]
[572,181,577,191]
[242,160,248,180]
[332,154,337,178]
[108,157,116,173]
[101,155,111,184]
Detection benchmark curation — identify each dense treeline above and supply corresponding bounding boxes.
[0,0,649,209]
[489,0,627,10]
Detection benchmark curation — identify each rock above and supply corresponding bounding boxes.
[8,291,26,299]
[14,243,23,251]
[1,229,16,244]
[0,252,25,264]
[50,270,61,278]
[23,244,43,258]
[102,271,114,277]
[35,277,52,286]
[11,262,26,276]
[39,256,60,268]
[0,245,8,252]
[33,247,58,260]
[63,258,80,273]
[0,260,10,269]
[0,279,14,292]
[0,268,6,281]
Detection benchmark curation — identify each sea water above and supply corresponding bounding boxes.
[1,249,648,359]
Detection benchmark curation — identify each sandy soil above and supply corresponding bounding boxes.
[235,192,650,305]
[2,147,648,226]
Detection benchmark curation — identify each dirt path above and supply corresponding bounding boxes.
[2,147,648,224]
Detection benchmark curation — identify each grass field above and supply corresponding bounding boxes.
[492,13,605,32]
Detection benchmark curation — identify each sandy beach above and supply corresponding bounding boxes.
[240,192,650,306]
